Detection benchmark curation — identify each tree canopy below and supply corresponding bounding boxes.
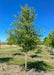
[43,29,54,48]
[7,4,41,52]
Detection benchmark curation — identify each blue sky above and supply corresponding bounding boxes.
[0,0,54,42]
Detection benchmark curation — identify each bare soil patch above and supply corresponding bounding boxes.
[0,63,54,75]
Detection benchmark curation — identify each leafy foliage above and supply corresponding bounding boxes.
[7,4,41,52]
[43,29,54,48]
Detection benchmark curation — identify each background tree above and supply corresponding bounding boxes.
[48,30,54,55]
[49,30,54,48]
[7,4,41,72]
[7,32,16,45]
[7,32,16,54]
[43,29,54,54]
[0,40,1,49]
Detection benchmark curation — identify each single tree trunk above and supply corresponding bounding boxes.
[25,51,27,73]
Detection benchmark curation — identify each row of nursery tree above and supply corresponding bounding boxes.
[43,30,54,48]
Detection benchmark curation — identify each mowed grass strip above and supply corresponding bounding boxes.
[0,57,54,71]
[30,54,53,60]
[0,46,23,55]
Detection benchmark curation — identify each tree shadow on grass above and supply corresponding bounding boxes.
[35,49,42,54]
[30,55,42,58]
[50,53,54,55]
[13,53,25,56]
[51,56,54,59]
[23,61,53,72]
[0,57,13,63]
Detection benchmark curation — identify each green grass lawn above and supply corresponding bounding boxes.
[0,45,53,60]
[0,45,54,71]
[0,56,54,71]
[0,46,22,54]
[30,54,53,60]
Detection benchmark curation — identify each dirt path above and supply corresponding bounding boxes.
[0,64,54,75]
